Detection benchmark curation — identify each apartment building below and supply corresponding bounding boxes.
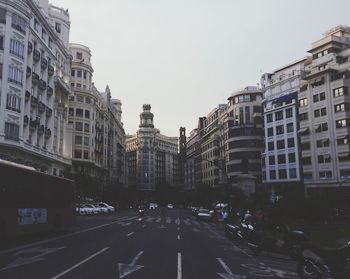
[126,105,178,191]
[299,25,350,193]
[0,0,72,176]
[261,58,307,197]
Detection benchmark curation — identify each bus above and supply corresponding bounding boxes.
[0,159,75,238]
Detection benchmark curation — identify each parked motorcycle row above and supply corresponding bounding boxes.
[223,213,350,279]
[75,202,115,215]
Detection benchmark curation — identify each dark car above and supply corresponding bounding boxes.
[247,221,309,258]
[197,209,212,221]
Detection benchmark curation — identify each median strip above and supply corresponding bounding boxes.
[127,231,135,237]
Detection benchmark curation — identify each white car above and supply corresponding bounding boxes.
[167,203,174,209]
[76,204,87,215]
[97,202,115,213]
[149,203,158,209]
[85,204,101,214]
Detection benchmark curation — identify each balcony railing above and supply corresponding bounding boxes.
[29,119,38,130]
[44,127,51,139]
[48,65,54,76]
[25,90,30,102]
[33,49,40,62]
[32,72,39,85]
[30,96,38,107]
[41,58,48,70]
[38,101,46,113]
[47,85,53,96]
[39,79,47,91]
[38,125,45,135]
[26,66,31,78]
[28,42,33,54]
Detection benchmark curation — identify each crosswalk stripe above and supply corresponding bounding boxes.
[145,217,154,222]
[166,217,171,224]
[155,217,161,223]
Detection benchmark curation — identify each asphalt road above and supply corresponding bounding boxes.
[0,209,299,279]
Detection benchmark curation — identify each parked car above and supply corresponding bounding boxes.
[192,207,200,216]
[94,203,109,213]
[149,203,158,210]
[97,202,115,213]
[197,209,212,221]
[76,204,87,215]
[84,204,101,214]
[167,203,174,209]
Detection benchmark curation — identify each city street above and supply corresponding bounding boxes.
[0,209,299,279]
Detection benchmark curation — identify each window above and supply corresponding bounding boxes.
[286,108,293,118]
[77,83,81,88]
[279,169,287,179]
[75,122,83,131]
[319,171,332,179]
[299,98,308,107]
[41,29,46,41]
[318,155,331,163]
[333,87,348,97]
[301,142,310,150]
[83,71,87,79]
[6,94,21,112]
[11,13,26,34]
[316,123,328,132]
[84,123,89,132]
[10,39,25,59]
[268,141,274,151]
[313,92,326,103]
[277,139,285,149]
[302,157,312,165]
[4,122,19,140]
[74,149,82,158]
[337,136,349,145]
[286,123,294,133]
[84,136,89,146]
[278,154,286,164]
[77,70,82,78]
[8,65,23,85]
[314,108,327,118]
[276,125,284,135]
[71,69,75,76]
[0,8,6,24]
[267,127,273,137]
[317,139,329,148]
[335,103,349,113]
[287,138,295,148]
[266,114,273,123]
[85,97,91,104]
[55,22,61,33]
[76,95,84,102]
[76,108,83,117]
[68,108,74,116]
[83,151,89,159]
[48,37,52,49]
[300,112,308,121]
[0,35,3,50]
[75,136,82,145]
[270,170,276,180]
[275,111,283,121]
[290,168,297,178]
[85,110,90,119]
[269,156,275,165]
[76,52,82,60]
[288,153,296,163]
[336,119,349,128]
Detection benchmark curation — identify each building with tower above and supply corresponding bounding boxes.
[126,104,178,191]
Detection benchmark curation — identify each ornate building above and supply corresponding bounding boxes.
[0,0,72,176]
[126,105,178,191]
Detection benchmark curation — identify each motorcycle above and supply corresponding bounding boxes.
[298,242,350,279]
[137,207,145,217]
[247,222,309,258]
[225,220,255,242]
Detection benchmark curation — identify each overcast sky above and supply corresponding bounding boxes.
[51,0,350,137]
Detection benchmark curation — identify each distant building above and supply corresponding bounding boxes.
[261,58,307,198]
[0,0,72,176]
[178,127,186,187]
[299,25,350,193]
[126,105,178,191]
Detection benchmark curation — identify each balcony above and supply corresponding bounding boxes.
[29,119,37,130]
[23,115,29,126]
[26,66,31,78]
[38,101,46,113]
[28,42,33,54]
[39,79,47,91]
[38,124,45,135]
[48,65,54,76]
[44,127,51,139]
[32,72,39,85]
[45,107,52,117]
[25,90,30,102]
[30,96,38,107]
[33,49,40,62]
[47,85,53,96]
[41,58,48,70]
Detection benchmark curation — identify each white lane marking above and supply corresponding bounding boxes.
[118,251,144,278]
[155,217,161,223]
[127,232,135,237]
[177,227,180,231]
[175,218,180,225]
[121,222,132,227]
[177,252,182,279]
[177,235,180,240]
[166,217,171,224]
[217,258,233,274]
[51,247,110,279]
[142,224,146,228]
[193,227,200,232]
[0,223,111,256]
[145,217,154,222]
[217,258,247,279]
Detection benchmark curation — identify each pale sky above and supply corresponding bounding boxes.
[51,0,350,137]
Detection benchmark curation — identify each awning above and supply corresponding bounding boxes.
[298,127,309,135]
[272,91,298,104]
